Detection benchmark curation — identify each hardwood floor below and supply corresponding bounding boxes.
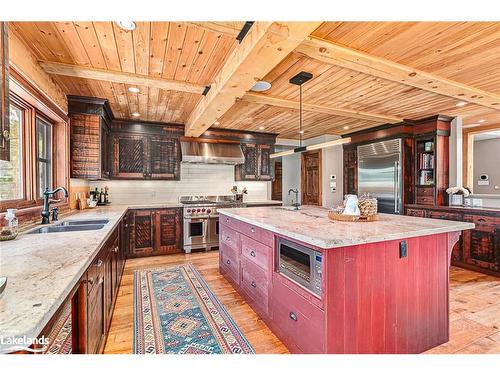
[103,251,500,354]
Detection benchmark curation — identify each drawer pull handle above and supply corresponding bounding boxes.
[226,236,231,242]
[289,312,298,322]
[477,218,486,222]
[226,259,231,265]
[96,259,103,268]
[251,227,255,233]
[226,218,229,223]
[250,250,256,257]
[113,246,119,253]
[87,278,94,286]
[251,281,257,288]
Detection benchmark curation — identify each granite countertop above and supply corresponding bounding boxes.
[0,205,132,351]
[405,204,500,215]
[245,200,282,206]
[218,205,475,249]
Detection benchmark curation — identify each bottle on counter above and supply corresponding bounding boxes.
[94,187,99,202]
[104,186,109,204]
[99,188,105,204]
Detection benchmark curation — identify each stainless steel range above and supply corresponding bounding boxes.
[180,195,247,253]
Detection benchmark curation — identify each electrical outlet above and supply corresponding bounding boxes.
[399,241,407,258]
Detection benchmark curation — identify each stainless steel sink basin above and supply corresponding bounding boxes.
[28,224,105,234]
[56,219,109,226]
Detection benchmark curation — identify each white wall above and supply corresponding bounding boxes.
[276,135,344,208]
[77,164,270,205]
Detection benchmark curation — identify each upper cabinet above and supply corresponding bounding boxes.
[0,22,9,162]
[68,96,113,180]
[236,142,275,181]
[112,121,182,180]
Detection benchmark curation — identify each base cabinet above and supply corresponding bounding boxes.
[405,205,500,276]
[128,208,183,257]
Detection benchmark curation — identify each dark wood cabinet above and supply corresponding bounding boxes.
[86,251,106,354]
[129,208,183,257]
[0,22,9,162]
[343,147,357,195]
[405,205,500,276]
[112,133,180,180]
[68,96,113,180]
[236,143,274,181]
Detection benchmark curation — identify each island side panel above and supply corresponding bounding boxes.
[324,233,450,354]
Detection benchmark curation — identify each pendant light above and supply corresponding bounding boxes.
[270,71,351,159]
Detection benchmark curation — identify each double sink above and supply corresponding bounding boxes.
[28,219,110,234]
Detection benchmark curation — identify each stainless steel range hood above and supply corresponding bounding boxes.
[180,141,245,165]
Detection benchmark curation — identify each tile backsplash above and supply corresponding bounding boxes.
[74,163,270,205]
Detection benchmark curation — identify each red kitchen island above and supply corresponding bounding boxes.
[217,206,475,354]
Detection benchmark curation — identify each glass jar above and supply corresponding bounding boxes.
[0,209,19,241]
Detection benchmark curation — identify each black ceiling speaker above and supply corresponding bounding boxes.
[289,71,313,86]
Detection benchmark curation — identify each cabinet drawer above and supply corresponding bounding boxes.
[220,224,240,253]
[241,258,269,315]
[241,234,271,271]
[220,245,240,286]
[427,210,462,221]
[271,275,325,353]
[406,208,426,217]
[238,221,274,247]
[464,214,500,232]
[220,214,239,230]
[416,195,434,205]
[416,187,434,196]
[87,254,105,295]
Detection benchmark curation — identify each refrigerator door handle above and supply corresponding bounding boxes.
[394,161,400,214]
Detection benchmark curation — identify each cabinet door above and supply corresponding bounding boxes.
[130,210,155,256]
[236,143,257,180]
[154,208,183,254]
[0,22,9,162]
[113,134,147,179]
[70,114,101,179]
[463,215,500,272]
[257,144,273,180]
[100,120,111,179]
[343,147,357,195]
[121,212,131,258]
[149,137,180,180]
[87,261,106,354]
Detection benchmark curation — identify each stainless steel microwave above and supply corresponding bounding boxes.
[277,237,322,297]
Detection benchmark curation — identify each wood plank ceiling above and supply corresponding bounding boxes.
[9,21,500,139]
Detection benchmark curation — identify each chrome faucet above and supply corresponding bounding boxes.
[288,188,300,210]
[41,187,68,224]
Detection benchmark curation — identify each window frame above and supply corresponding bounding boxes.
[35,114,54,198]
[0,67,69,215]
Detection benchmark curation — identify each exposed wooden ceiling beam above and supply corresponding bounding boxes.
[39,61,206,95]
[187,22,243,37]
[241,92,402,123]
[296,36,500,110]
[185,22,323,137]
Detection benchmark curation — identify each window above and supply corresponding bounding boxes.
[0,104,23,201]
[36,116,52,196]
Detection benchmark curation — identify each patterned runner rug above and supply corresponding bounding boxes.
[134,264,255,354]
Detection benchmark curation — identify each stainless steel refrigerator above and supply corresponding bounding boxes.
[357,138,403,214]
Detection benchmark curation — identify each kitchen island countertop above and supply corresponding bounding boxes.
[218,205,475,249]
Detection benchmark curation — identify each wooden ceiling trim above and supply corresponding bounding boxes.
[39,61,207,94]
[296,36,500,110]
[241,92,402,123]
[187,22,244,38]
[184,22,323,137]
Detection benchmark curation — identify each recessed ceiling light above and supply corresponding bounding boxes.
[132,112,140,117]
[456,101,467,107]
[259,126,265,130]
[251,81,272,92]
[116,21,136,31]
[128,87,140,93]
[214,121,220,125]
[478,119,486,123]
[343,125,350,130]
[463,123,479,128]
[299,130,305,134]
